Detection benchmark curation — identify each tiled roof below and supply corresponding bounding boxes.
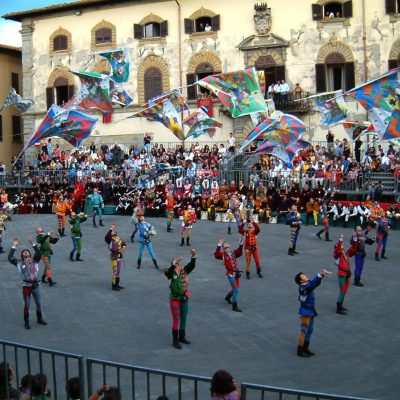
[2,0,135,22]
[0,44,22,55]
[0,44,22,52]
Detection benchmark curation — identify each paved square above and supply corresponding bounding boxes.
[1,214,399,399]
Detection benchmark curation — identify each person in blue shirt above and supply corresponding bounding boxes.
[294,268,331,357]
[286,205,302,256]
[89,188,104,227]
[136,215,159,270]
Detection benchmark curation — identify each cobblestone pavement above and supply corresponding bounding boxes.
[1,214,399,399]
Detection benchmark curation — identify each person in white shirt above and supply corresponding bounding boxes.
[204,23,212,32]
[356,202,371,226]
[228,133,236,153]
[218,144,227,157]
[280,80,290,107]
[380,154,390,171]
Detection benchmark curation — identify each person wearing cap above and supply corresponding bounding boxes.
[36,227,59,286]
[239,220,263,279]
[164,248,196,349]
[8,236,47,329]
[69,212,88,262]
[286,205,302,256]
[294,269,331,357]
[214,237,244,312]
[89,188,104,228]
[105,224,126,291]
[333,233,357,314]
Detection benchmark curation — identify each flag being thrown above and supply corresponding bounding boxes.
[148,89,188,112]
[308,90,348,125]
[197,67,267,118]
[98,48,130,83]
[72,70,113,114]
[110,87,133,108]
[183,109,222,139]
[0,87,33,113]
[129,99,184,140]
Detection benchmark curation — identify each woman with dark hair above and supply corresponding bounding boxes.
[0,362,18,400]
[210,370,240,400]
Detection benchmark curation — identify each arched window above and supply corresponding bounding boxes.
[144,67,162,101]
[46,74,75,108]
[95,28,112,44]
[53,34,68,51]
[195,16,212,32]
[324,2,343,18]
[312,1,353,20]
[254,55,285,99]
[144,22,161,38]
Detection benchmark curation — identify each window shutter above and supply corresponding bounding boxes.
[344,62,355,91]
[160,20,168,37]
[385,0,396,14]
[343,0,353,18]
[388,59,398,70]
[11,72,19,93]
[275,65,286,81]
[134,24,143,40]
[311,4,323,21]
[211,15,220,31]
[12,116,22,143]
[315,64,326,93]
[186,74,196,100]
[184,18,194,34]
[46,87,54,109]
[68,85,75,100]
[0,115,3,142]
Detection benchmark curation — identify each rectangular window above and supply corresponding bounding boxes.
[11,72,19,93]
[0,115,3,142]
[12,116,22,143]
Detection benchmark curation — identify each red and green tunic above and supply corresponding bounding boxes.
[165,257,196,300]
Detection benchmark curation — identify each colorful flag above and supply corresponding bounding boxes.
[148,89,188,112]
[129,99,184,140]
[254,138,309,163]
[98,48,130,83]
[197,97,214,117]
[197,67,267,118]
[72,70,113,114]
[238,117,278,153]
[137,164,183,188]
[109,87,133,108]
[346,69,399,112]
[183,109,222,139]
[250,99,278,127]
[310,91,348,125]
[0,87,33,113]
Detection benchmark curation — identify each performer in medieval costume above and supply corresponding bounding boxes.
[287,205,302,256]
[164,248,197,349]
[105,225,126,291]
[136,215,159,269]
[239,221,263,279]
[69,212,88,262]
[36,227,59,286]
[333,234,357,314]
[227,194,241,235]
[89,188,104,227]
[214,237,243,312]
[372,210,390,261]
[181,205,197,246]
[353,225,375,287]
[316,202,332,241]
[165,191,176,233]
[294,269,331,357]
[8,236,48,329]
[56,195,71,236]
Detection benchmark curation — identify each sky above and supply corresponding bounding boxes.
[0,0,75,46]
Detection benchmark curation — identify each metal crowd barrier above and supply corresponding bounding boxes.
[0,340,373,400]
[0,339,85,400]
[87,358,212,400]
[240,382,372,400]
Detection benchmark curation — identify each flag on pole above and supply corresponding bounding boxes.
[183,109,222,139]
[309,91,348,125]
[148,89,188,112]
